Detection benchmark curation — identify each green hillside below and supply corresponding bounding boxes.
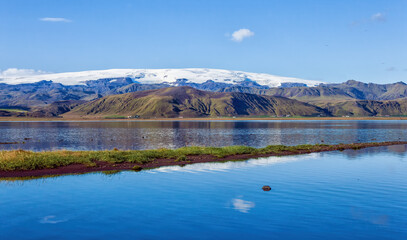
[65,86,327,118]
[315,98,407,116]
[222,80,407,102]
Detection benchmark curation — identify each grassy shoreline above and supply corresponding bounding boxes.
[1,141,406,178]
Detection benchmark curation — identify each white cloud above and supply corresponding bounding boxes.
[232,198,255,213]
[0,68,48,78]
[40,17,72,23]
[351,12,387,27]
[371,13,386,22]
[231,28,254,42]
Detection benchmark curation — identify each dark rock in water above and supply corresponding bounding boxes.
[0,142,19,145]
[262,185,271,191]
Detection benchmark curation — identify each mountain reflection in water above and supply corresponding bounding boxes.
[1,120,407,151]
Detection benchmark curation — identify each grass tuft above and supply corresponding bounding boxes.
[132,165,143,171]
[175,155,187,162]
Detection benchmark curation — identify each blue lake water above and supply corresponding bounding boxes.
[1,120,407,151]
[1,145,407,239]
[1,120,407,239]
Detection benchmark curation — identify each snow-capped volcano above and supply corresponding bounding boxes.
[0,68,323,87]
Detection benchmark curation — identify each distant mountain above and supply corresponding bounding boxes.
[64,86,328,118]
[221,80,407,102]
[0,100,85,118]
[1,76,406,110]
[0,79,164,108]
[28,100,87,117]
[315,99,407,117]
[1,68,407,118]
[0,109,27,117]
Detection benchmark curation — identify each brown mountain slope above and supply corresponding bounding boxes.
[28,100,87,117]
[315,98,407,116]
[221,80,407,102]
[64,86,328,118]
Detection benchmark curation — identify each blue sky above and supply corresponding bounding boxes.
[0,0,406,83]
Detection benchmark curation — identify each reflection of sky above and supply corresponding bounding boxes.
[1,120,407,151]
[151,153,319,173]
[149,145,407,174]
[39,215,68,224]
[231,198,255,213]
[342,144,407,159]
[1,146,407,239]
[351,207,389,226]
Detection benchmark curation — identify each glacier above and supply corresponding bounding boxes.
[0,68,323,87]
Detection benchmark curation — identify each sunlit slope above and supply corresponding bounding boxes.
[315,98,407,116]
[222,81,407,102]
[65,86,327,118]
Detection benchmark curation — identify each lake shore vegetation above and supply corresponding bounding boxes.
[1,141,406,178]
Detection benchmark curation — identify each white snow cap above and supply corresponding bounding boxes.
[0,68,323,87]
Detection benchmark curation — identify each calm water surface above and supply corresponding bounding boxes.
[1,145,406,239]
[1,120,407,151]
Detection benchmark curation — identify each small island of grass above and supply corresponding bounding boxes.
[1,141,406,178]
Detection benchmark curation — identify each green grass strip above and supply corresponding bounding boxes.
[0,142,405,171]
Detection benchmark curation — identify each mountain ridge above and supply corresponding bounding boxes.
[64,86,328,118]
[1,77,406,109]
[220,80,407,102]
[1,73,407,117]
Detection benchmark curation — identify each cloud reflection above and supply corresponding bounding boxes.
[150,153,320,173]
[39,215,68,224]
[351,207,389,226]
[232,198,255,213]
